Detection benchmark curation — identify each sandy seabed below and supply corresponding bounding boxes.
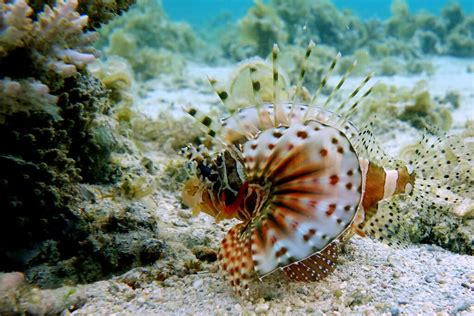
[71,56,474,315]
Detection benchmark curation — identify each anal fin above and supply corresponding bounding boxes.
[283,240,339,282]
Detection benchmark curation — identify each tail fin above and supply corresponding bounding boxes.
[360,132,473,251]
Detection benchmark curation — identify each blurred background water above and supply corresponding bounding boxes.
[163,0,474,27]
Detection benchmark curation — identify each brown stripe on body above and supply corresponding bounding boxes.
[394,166,415,195]
[362,162,386,211]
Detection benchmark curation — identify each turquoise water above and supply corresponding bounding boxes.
[163,0,474,27]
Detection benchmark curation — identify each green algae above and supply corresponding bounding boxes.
[362,82,452,131]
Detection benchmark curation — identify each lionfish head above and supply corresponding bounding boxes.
[181,144,252,222]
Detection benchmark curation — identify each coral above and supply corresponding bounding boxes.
[378,57,400,76]
[271,0,368,54]
[0,0,97,85]
[0,0,163,289]
[97,0,201,79]
[414,11,446,37]
[238,0,287,57]
[0,78,58,123]
[88,56,135,108]
[27,0,136,29]
[437,90,461,109]
[441,3,465,31]
[414,30,441,55]
[269,0,310,44]
[385,0,415,40]
[0,272,86,314]
[446,16,474,57]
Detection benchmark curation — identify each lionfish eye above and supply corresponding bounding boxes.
[223,188,237,206]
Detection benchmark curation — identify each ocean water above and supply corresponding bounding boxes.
[163,0,474,27]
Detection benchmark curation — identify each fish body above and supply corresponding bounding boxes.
[181,43,471,295]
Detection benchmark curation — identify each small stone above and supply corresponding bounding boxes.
[192,279,204,289]
[177,209,192,219]
[293,298,305,308]
[60,309,71,316]
[296,287,309,295]
[306,306,316,313]
[390,306,400,316]
[452,301,473,313]
[234,304,242,312]
[255,303,270,313]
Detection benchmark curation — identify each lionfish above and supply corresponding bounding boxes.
[181,42,472,295]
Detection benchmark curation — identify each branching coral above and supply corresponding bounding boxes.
[1,0,97,81]
[0,78,58,122]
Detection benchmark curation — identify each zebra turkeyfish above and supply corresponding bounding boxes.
[181,42,472,296]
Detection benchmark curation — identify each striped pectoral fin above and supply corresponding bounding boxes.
[217,222,254,296]
[283,240,339,282]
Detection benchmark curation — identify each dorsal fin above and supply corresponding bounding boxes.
[272,44,289,126]
[339,74,375,119]
[184,105,224,142]
[310,51,341,107]
[351,121,402,168]
[322,59,357,108]
[290,41,316,114]
[248,63,267,128]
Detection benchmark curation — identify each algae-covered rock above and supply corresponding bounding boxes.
[385,0,416,40]
[97,0,202,79]
[447,16,474,57]
[399,90,452,130]
[441,2,465,32]
[362,82,452,131]
[238,0,287,57]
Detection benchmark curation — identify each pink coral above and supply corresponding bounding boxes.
[1,0,97,78]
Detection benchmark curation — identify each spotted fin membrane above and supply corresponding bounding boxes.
[181,42,473,296]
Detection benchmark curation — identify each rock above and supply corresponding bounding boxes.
[0,272,25,313]
[177,209,192,219]
[255,303,270,313]
[192,279,203,289]
[293,298,305,308]
[390,306,400,316]
[0,272,25,293]
[192,246,218,262]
